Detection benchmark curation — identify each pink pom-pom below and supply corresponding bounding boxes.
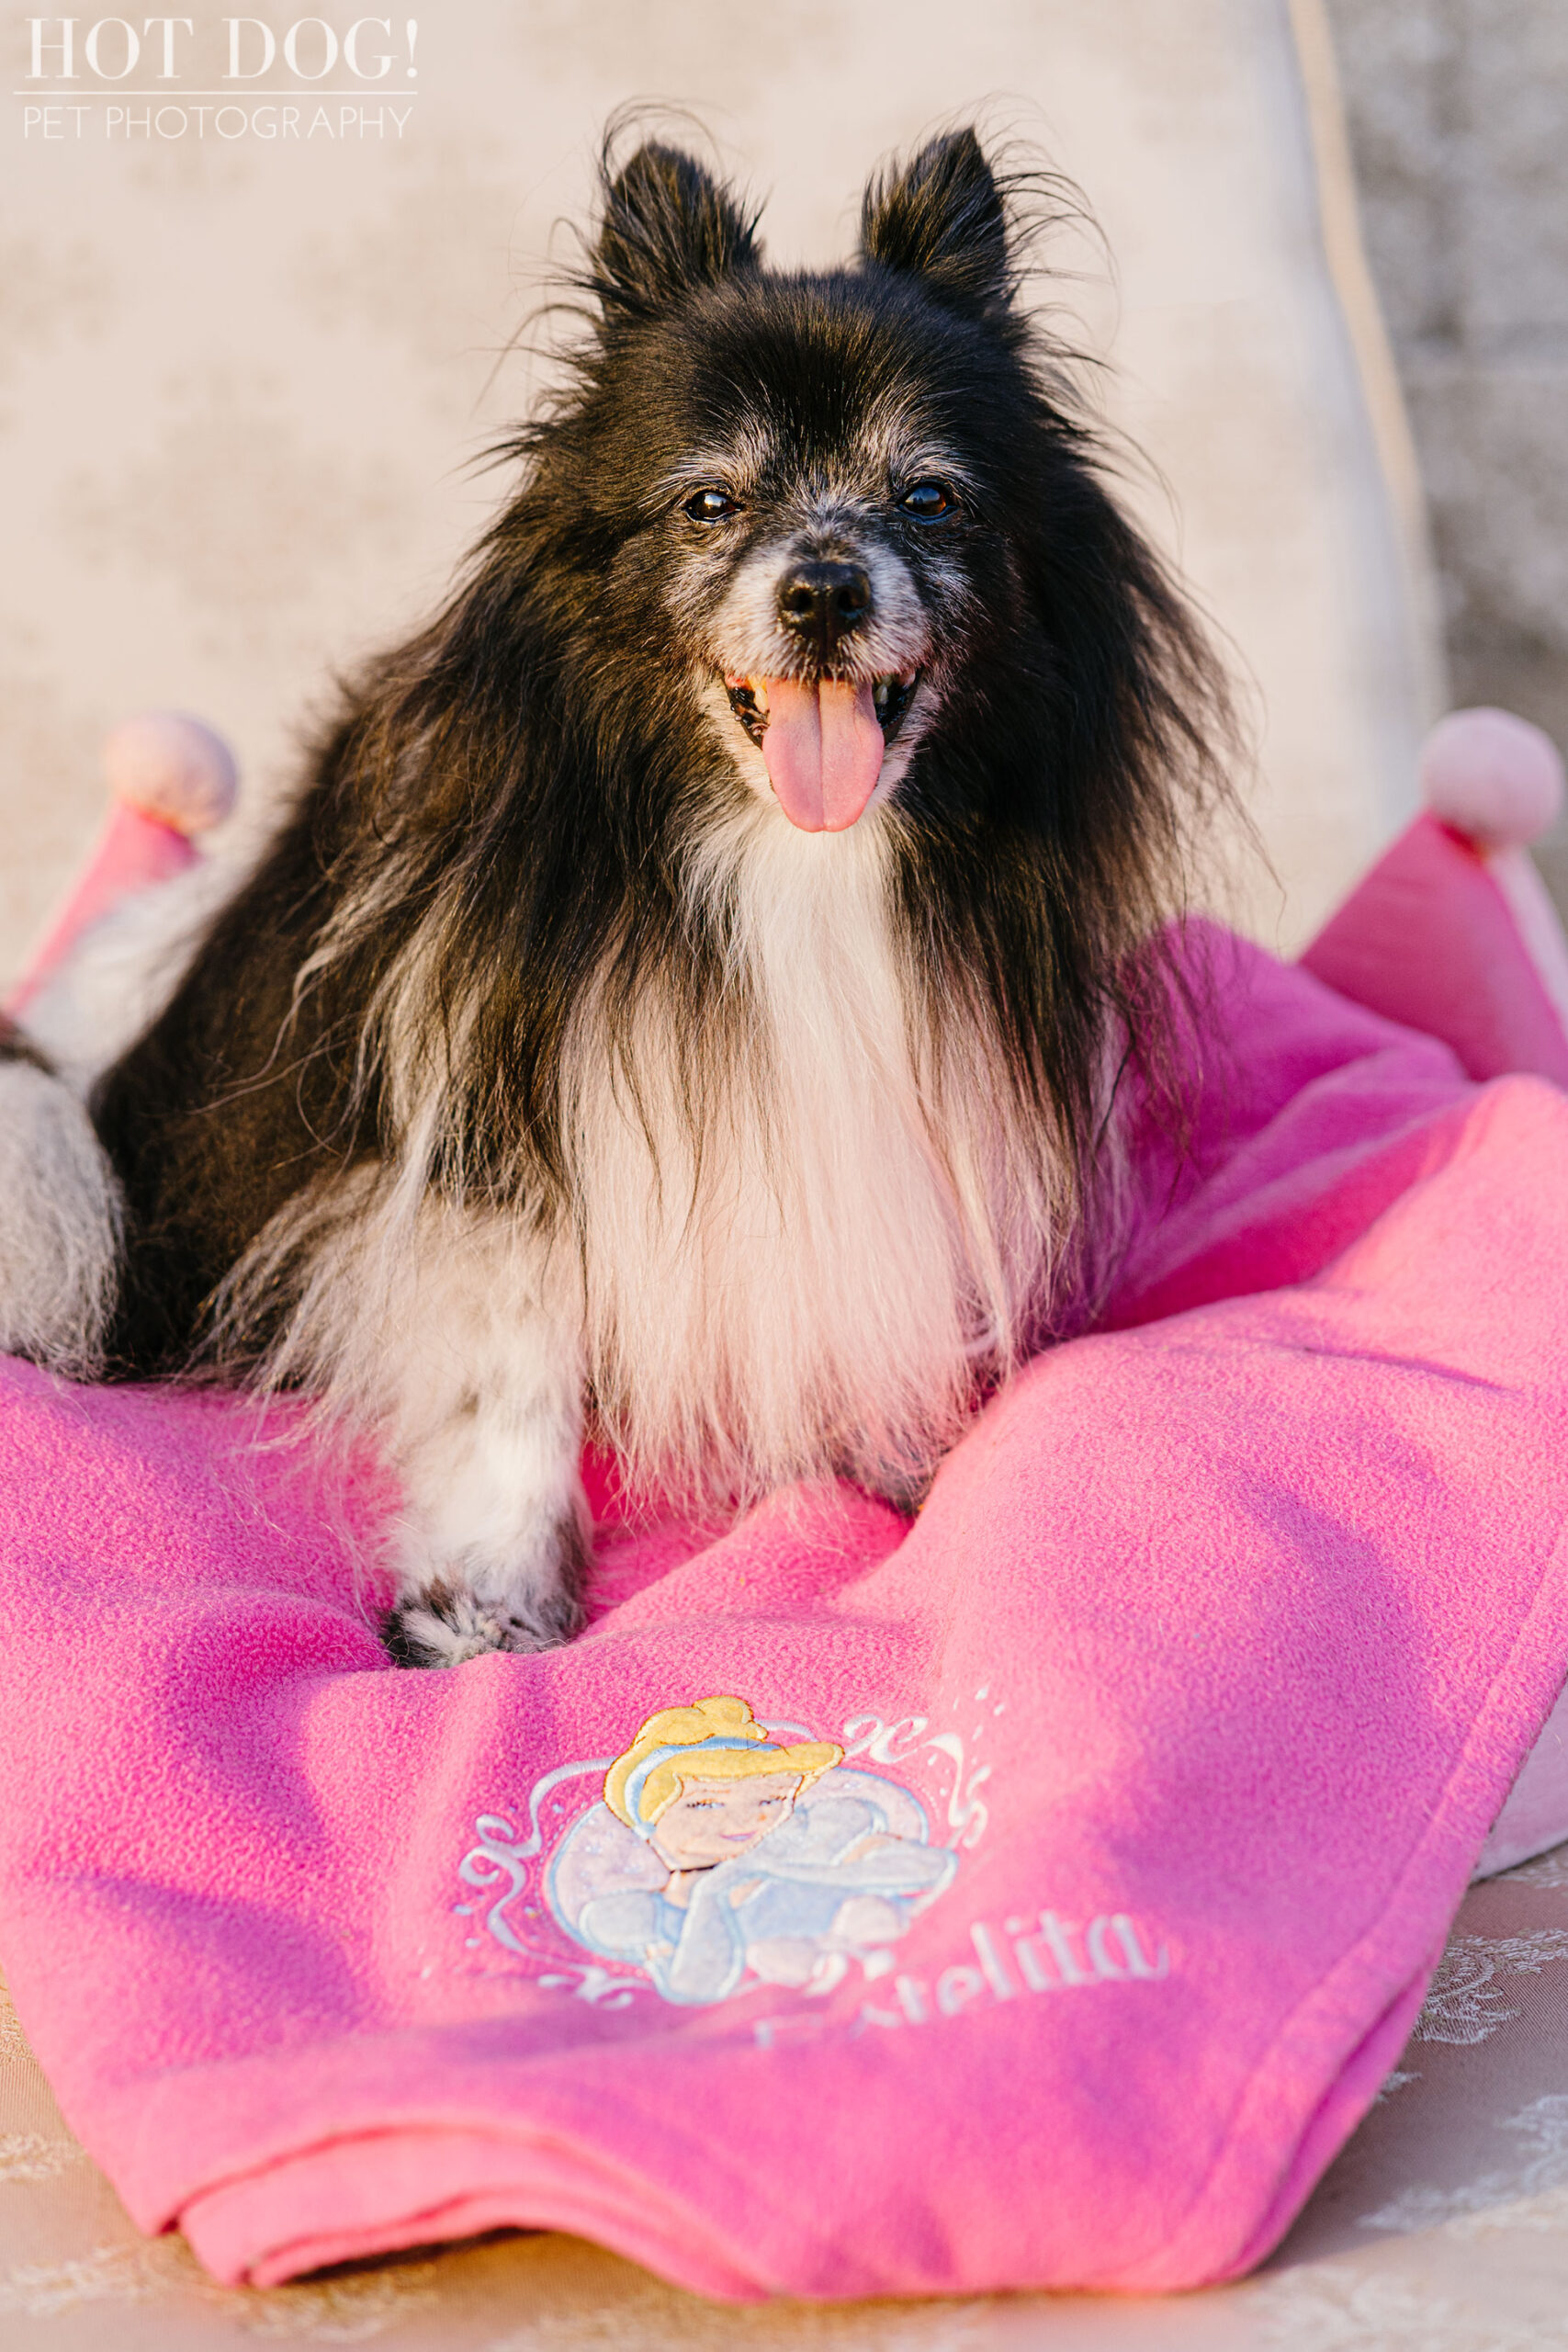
[1419,707,1564,850]
[100,711,238,835]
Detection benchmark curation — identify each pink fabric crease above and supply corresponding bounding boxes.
[3,921,1568,2298]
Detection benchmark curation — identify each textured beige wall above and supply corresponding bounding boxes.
[1326,0,1568,902]
[2,0,1438,980]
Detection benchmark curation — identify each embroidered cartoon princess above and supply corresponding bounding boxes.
[545,1695,957,2005]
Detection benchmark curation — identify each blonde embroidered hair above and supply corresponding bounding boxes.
[604,1694,841,1836]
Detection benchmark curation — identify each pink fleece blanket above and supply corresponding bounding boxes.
[5,925,1568,2299]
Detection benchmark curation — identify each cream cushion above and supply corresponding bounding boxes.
[0,0,1438,984]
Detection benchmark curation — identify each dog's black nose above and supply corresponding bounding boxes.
[777,562,873,658]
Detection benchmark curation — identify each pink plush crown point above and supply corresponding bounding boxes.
[1419,707,1564,850]
[100,711,238,836]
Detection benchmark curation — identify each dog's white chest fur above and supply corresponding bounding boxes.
[565,807,1070,1498]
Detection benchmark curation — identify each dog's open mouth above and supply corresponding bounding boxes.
[722,672,919,833]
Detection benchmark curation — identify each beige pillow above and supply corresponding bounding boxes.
[0,0,1438,988]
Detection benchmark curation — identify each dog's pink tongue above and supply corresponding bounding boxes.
[761,679,884,831]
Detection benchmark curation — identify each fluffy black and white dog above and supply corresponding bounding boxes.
[2,129,1232,1665]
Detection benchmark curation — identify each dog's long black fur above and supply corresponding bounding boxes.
[94,130,1230,1372]
[31,126,1246,1662]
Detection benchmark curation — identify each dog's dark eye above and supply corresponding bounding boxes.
[683,487,742,524]
[899,480,956,521]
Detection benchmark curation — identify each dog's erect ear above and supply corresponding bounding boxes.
[594,141,760,318]
[860,129,1012,316]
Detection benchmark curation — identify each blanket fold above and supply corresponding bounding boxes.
[4,927,1568,2298]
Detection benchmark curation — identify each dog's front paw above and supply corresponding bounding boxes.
[384,1578,586,1668]
[383,1522,588,1668]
